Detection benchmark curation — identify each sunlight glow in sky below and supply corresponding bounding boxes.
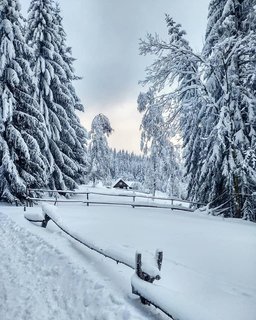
[22,0,209,153]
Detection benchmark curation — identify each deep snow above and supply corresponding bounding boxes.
[1,186,256,320]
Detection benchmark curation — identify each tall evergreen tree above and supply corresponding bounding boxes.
[139,7,256,220]
[26,0,87,190]
[88,114,113,186]
[0,0,48,203]
[199,0,256,219]
[137,89,181,197]
[53,2,88,183]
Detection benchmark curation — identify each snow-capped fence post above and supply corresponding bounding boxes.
[132,195,136,208]
[87,193,89,206]
[24,187,28,211]
[41,214,51,228]
[156,250,163,271]
[133,252,150,305]
[132,251,162,305]
[54,193,58,206]
[135,252,142,278]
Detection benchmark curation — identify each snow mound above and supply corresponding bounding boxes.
[24,211,44,221]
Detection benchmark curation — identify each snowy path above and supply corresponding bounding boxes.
[0,212,162,320]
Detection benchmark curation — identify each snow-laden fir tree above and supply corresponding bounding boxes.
[88,114,113,186]
[26,0,87,191]
[139,6,256,220]
[53,2,88,182]
[199,0,256,219]
[137,89,181,197]
[138,16,212,200]
[166,17,207,201]
[0,0,48,203]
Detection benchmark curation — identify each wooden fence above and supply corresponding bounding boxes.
[24,188,204,213]
[25,204,175,319]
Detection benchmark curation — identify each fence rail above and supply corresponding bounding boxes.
[24,204,175,319]
[25,197,195,212]
[25,188,205,211]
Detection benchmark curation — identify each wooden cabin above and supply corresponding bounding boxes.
[113,179,131,190]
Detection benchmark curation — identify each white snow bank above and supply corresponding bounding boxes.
[24,211,44,221]
[41,203,161,278]
[132,274,218,320]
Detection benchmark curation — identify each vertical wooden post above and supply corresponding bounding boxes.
[87,193,89,206]
[54,193,58,206]
[135,252,142,278]
[41,214,51,228]
[24,186,28,211]
[135,252,151,305]
[132,196,135,208]
[135,252,146,304]
[156,250,163,271]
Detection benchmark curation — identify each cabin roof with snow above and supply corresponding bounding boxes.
[113,179,130,189]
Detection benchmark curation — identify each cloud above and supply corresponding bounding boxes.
[21,0,209,153]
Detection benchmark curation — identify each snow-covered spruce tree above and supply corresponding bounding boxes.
[137,89,181,197]
[26,0,88,190]
[139,16,204,198]
[139,10,256,220]
[199,0,256,219]
[161,142,182,197]
[0,0,48,203]
[53,2,88,183]
[88,114,113,186]
[166,17,207,201]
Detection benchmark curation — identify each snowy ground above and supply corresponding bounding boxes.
[1,185,256,320]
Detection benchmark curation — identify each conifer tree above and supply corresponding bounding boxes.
[0,0,48,203]
[138,89,181,197]
[88,114,113,186]
[53,2,88,183]
[200,0,256,219]
[26,0,87,190]
[139,5,256,220]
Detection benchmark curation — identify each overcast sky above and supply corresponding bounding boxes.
[22,0,210,153]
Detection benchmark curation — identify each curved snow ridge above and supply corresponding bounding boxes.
[0,212,144,320]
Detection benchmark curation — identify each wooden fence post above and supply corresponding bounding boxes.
[87,193,89,206]
[24,187,28,212]
[132,195,136,208]
[54,193,58,206]
[41,214,51,228]
[134,252,149,305]
[135,252,142,278]
[156,250,163,271]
